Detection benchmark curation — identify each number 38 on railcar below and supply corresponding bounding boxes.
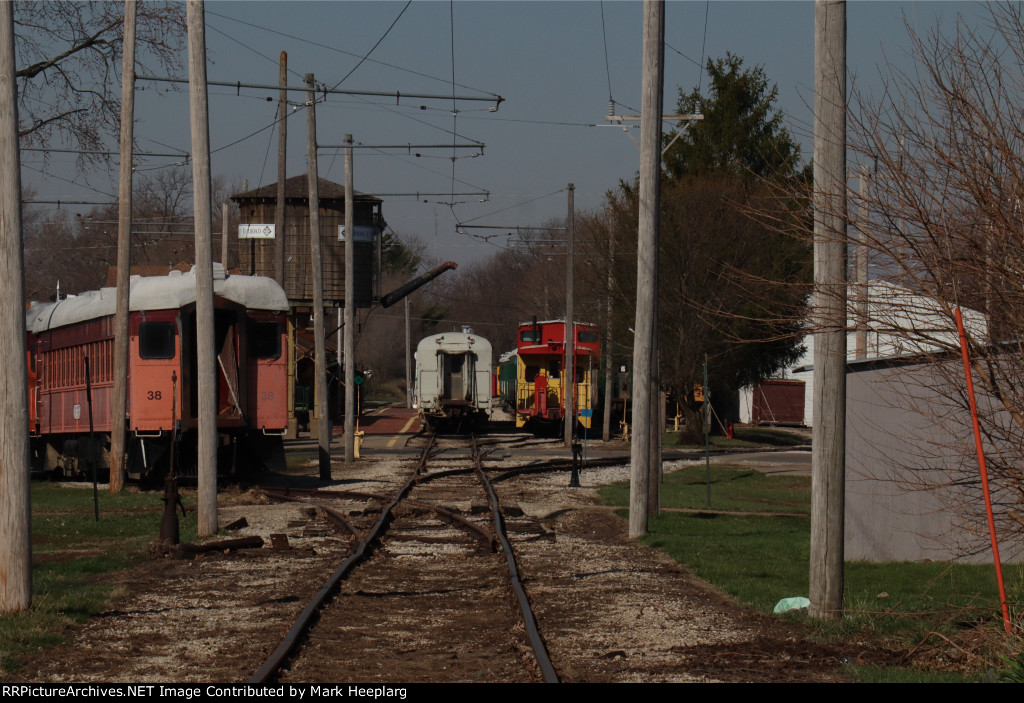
[26,265,290,482]
[505,318,599,436]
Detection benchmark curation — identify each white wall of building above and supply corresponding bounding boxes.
[739,280,987,426]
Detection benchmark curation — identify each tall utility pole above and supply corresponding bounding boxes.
[344,135,356,462]
[405,296,413,408]
[810,0,847,619]
[563,183,575,447]
[629,0,665,539]
[221,202,229,267]
[275,51,287,286]
[0,0,31,612]
[602,226,615,441]
[306,74,330,481]
[187,0,218,536]
[110,0,137,494]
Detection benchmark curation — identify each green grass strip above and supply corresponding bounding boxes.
[600,463,1024,682]
[0,483,197,677]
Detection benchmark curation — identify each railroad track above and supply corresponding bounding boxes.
[251,433,559,684]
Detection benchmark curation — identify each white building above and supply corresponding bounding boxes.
[739,280,987,426]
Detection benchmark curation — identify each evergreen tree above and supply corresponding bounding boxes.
[663,52,802,181]
[598,54,810,438]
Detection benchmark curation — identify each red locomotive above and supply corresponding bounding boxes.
[26,266,289,482]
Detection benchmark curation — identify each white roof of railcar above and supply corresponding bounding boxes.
[415,331,492,356]
[26,265,289,333]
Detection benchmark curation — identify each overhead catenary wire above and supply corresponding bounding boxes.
[600,1,614,107]
[326,1,412,93]
[456,188,566,226]
[206,8,501,99]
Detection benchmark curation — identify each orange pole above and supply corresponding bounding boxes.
[955,307,1011,633]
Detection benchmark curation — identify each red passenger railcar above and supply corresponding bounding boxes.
[26,266,289,481]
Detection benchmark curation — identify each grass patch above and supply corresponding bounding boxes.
[0,483,197,676]
[602,463,1023,682]
[600,463,810,515]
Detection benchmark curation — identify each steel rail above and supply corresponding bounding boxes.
[263,483,498,551]
[250,436,435,683]
[252,433,554,683]
[472,436,560,683]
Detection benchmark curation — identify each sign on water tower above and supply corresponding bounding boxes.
[238,224,276,239]
[338,226,375,242]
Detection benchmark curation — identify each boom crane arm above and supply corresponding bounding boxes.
[380,261,458,308]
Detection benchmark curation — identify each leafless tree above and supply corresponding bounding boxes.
[23,169,238,300]
[14,1,185,166]
[803,5,1024,549]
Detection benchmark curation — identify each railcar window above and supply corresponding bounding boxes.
[139,322,175,359]
[249,321,282,359]
[520,330,540,342]
[578,330,598,343]
[549,361,561,379]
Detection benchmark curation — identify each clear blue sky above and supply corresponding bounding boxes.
[22,1,987,266]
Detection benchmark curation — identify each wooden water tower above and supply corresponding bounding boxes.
[231,175,384,438]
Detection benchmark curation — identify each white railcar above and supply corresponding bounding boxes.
[414,331,492,431]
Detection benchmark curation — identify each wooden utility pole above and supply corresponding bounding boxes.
[810,0,847,619]
[854,165,869,360]
[220,201,228,268]
[649,325,661,516]
[187,0,218,536]
[629,0,665,539]
[564,183,575,447]
[110,0,137,494]
[275,51,287,287]
[602,226,615,441]
[0,0,32,612]
[344,134,356,462]
[306,74,331,480]
[405,296,413,408]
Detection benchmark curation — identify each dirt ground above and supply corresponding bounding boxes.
[9,451,894,684]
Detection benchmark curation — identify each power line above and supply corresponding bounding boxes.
[456,188,566,225]
[207,23,289,75]
[205,8,501,99]
[665,41,701,68]
[600,1,614,107]
[326,1,412,92]
[21,162,116,199]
